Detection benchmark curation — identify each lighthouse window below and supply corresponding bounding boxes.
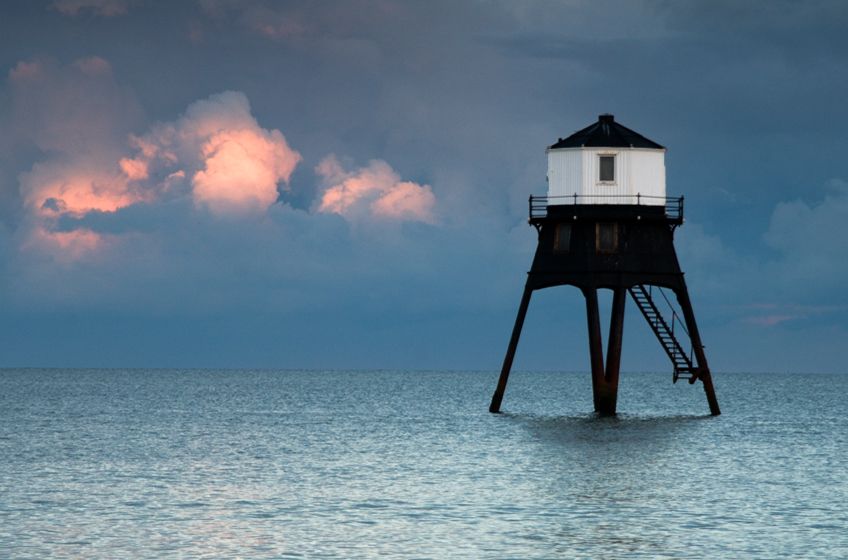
[599,155,615,182]
[554,223,571,253]
[596,222,618,253]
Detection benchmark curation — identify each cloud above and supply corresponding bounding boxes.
[316,155,436,224]
[670,178,848,332]
[190,119,301,214]
[192,127,298,214]
[74,56,112,75]
[7,52,439,276]
[1,54,454,325]
[197,0,241,19]
[24,163,150,215]
[9,56,145,256]
[738,302,843,327]
[9,58,301,257]
[130,91,302,216]
[763,179,848,294]
[8,61,43,83]
[742,314,795,326]
[241,6,305,39]
[199,0,305,39]
[8,57,133,154]
[52,0,136,17]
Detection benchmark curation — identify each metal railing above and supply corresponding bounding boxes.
[653,285,697,382]
[529,194,684,221]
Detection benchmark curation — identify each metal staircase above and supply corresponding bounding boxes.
[628,285,698,383]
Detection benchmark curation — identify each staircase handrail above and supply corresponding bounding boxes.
[655,286,691,339]
[630,285,696,378]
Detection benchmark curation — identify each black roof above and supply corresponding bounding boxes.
[549,114,665,150]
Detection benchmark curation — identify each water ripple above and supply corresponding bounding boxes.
[1,369,846,558]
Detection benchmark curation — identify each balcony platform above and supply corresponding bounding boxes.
[529,195,684,224]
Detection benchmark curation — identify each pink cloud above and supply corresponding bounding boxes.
[21,86,301,221]
[12,58,301,257]
[9,61,43,83]
[21,228,105,263]
[22,165,150,216]
[244,8,304,39]
[119,157,149,181]
[10,56,146,253]
[193,128,299,214]
[743,315,797,326]
[370,181,436,222]
[137,91,302,215]
[199,1,305,39]
[74,56,112,76]
[29,90,302,219]
[316,155,436,224]
[738,302,842,326]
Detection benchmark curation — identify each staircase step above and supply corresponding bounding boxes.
[629,285,695,377]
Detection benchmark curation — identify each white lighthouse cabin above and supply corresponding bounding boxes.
[546,114,667,206]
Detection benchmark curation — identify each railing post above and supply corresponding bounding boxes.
[637,193,641,205]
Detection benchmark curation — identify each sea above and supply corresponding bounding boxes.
[1,368,846,559]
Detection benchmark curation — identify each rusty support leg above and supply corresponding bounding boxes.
[598,287,627,415]
[675,286,721,416]
[489,285,533,413]
[584,287,610,414]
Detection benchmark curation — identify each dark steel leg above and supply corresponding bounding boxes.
[675,286,721,416]
[597,287,627,415]
[489,286,533,413]
[584,287,610,414]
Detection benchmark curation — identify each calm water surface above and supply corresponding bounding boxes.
[1,369,847,559]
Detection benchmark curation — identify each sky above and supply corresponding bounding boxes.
[1,0,848,373]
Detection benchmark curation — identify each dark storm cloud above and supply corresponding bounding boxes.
[0,0,847,371]
[484,0,848,130]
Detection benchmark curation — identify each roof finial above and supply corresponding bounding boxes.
[599,114,614,123]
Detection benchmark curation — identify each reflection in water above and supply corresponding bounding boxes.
[1,369,846,559]
[506,413,716,558]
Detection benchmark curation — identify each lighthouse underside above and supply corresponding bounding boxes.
[489,202,720,416]
[528,203,685,290]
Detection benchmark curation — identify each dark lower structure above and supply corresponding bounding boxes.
[489,196,720,416]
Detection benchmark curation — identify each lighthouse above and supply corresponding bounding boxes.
[489,114,720,415]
